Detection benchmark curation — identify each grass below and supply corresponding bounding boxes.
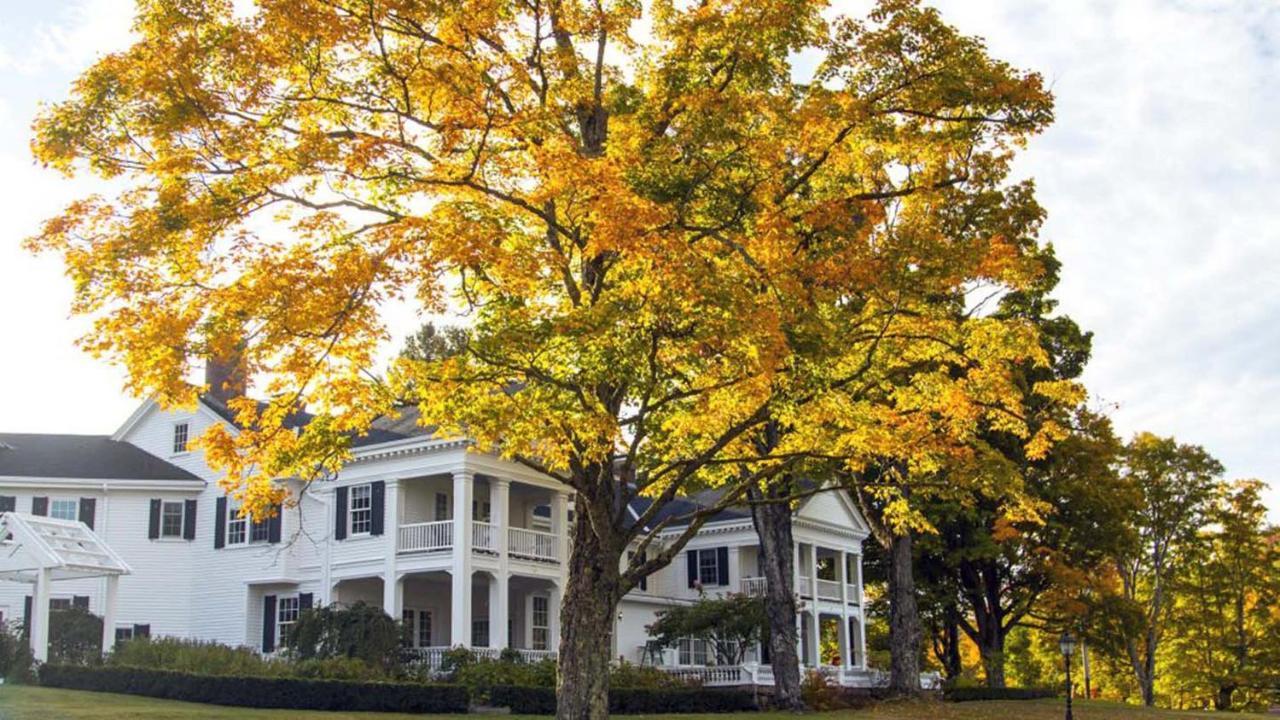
[0,685,1275,720]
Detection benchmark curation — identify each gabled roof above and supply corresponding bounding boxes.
[0,512,131,582]
[627,492,751,532]
[0,433,201,481]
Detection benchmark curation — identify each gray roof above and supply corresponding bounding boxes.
[199,396,432,449]
[0,433,202,481]
[628,492,751,531]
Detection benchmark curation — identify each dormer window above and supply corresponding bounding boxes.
[173,422,190,454]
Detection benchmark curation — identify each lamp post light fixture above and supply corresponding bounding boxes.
[1058,632,1078,720]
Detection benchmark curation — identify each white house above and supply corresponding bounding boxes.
[0,382,876,687]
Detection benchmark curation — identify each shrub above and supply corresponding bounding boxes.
[437,645,478,677]
[0,621,35,684]
[454,658,556,701]
[287,602,401,671]
[800,668,846,710]
[108,637,274,677]
[38,664,469,713]
[945,686,1057,702]
[288,656,385,681]
[48,608,103,666]
[487,685,758,714]
[610,661,690,689]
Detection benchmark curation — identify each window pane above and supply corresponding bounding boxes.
[418,610,432,647]
[350,484,372,535]
[173,423,189,453]
[277,597,300,647]
[228,512,247,545]
[50,499,78,521]
[161,501,184,537]
[699,551,719,585]
[250,517,270,542]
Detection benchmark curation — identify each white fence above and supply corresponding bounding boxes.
[509,527,558,561]
[398,520,452,553]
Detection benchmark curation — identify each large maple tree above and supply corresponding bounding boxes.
[30,0,1060,716]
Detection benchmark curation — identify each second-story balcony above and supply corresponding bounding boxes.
[398,519,561,562]
[739,575,859,605]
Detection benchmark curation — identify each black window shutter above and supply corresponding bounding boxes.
[268,504,282,544]
[183,499,198,540]
[214,497,227,549]
[299,593,314,612]
[334,486,348,541]
[31,497,48,516]
[147,499,161,539]
[686,550,698,588]
[370,481,386,536]
[78,498,96,529]
[639,550,648,591]
[133,623,150,638]
[73,595,90,611]
[717,547,730,586]
[262,595,277,653]
[22,596,31,637]
[0,495,15,513]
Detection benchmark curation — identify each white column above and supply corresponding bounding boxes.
[451,470,474,647]
[838,551,851,668]
[551,490,569,568]
[494,479,510,558]
[383,479,401,616]
[490,571,510,648]
[727,546,741,593]
[808,544,820,665]
[548,582,562,654]
[855,551,867,669]
[31,568,51,663]
[100,574,119,657]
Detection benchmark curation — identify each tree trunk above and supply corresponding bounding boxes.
[979,640,1005,689]
[556,497,623,720]
[887,531,922,696]
[749,484,805,711]
[1214,684,1235,711]
[934,604,962,682]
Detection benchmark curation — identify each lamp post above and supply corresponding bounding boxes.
[1058,632,1077,720]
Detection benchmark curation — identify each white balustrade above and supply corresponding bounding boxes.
[659,665,746,687]
[816,579,841,601]
[798,575,813,596]
[739,576,767,596]
[508,527,558,562]
[398,520,453,553]
[472,521,498,552]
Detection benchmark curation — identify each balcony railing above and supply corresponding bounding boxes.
[509,527,558,562]
[816,579,842,601]
[740,576,767,596]
[398,520,452,553]
[472,521,498,553]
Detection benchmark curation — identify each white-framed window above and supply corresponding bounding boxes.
[114,626,133,645]
[531,595,550,651]
[172,422,190,454]
[472,500,492,523]
[434,492,451,521]
[402,608,433,648]
[277,596,300,647]
[227,507,269,546]
[349,484,372,536]
[49,597,73,611]
[49,499,78,522]
[678,638,710,666]
[160,501,185,538]
[698,550,721,586]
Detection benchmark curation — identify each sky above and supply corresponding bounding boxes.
[0,1,1277,514]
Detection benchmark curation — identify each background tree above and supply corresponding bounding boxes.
[29,1,1054,717]
[645,593,767,667]
[1160,479,1280,711]
[1113,433,1223,706]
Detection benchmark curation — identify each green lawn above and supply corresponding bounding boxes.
[0,686,1274,720]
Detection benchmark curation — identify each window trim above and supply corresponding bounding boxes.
[159,500,185,539]
[348,484,373,536]
[172,422,190,455]
[531,595,550,651]
[225,506,268,547]
[402,607,433,648]
[698,549,721,586]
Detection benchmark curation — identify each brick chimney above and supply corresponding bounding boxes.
[204,342,248,403]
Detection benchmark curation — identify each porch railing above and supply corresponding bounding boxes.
[816,579,841,601]
[472,521,498,552]
[398,520,452,553]
[659,665,746,687]
[509,527,558,561]
[739,576,767,596]
[404,646,556,668]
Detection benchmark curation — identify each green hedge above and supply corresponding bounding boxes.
[38,664,469,713]
[489,685,759,714]
[944,686,1057,702]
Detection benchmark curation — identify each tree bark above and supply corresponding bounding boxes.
[934,604,962,682]
[749,483,805,711]
[556,493,623,720]
[887,531,923,696]
[1214,684,1235,711]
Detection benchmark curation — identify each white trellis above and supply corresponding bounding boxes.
[0,512,131,662]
